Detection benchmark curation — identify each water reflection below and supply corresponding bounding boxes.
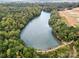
[21,11,60,50]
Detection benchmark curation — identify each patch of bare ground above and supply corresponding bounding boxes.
[69,44,77,58]
[37,41,74,53]
[59,7,79,27]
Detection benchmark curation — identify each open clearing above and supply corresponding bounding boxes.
[59,7,79,27]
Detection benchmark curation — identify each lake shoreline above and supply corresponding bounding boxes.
[20,11,61,50]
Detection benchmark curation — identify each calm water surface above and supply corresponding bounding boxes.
[20,11,60,50]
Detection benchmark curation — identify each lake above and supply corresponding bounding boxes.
[20,11,60,50]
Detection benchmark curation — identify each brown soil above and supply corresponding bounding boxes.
[59,8,79,27]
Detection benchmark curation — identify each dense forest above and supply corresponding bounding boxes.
[49,8,78,41]
[1,2,79,12]
[0,4,42,57]
[49,6,79,57]
[0,2,79,58]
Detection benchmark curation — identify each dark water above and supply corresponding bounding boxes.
[20,11,60,50]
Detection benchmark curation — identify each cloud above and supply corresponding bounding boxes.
[12,0,22,1]
[0,0,79,2]
[0,0,22,2]
[23,0,79,2]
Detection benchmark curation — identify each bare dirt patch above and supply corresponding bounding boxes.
[59,8,79,27]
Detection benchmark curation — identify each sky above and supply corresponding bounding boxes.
[0,0,79,3]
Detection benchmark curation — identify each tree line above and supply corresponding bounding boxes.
[49,8,79,42]
[0,3,79,58]
[0,4,42,57]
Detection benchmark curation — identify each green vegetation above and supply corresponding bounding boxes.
[0,4,41,57]
[49,8,78,42]
[49,7,79,58]
[74,39,79,57]
[37,46,70,58]
[0,2,79,58]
